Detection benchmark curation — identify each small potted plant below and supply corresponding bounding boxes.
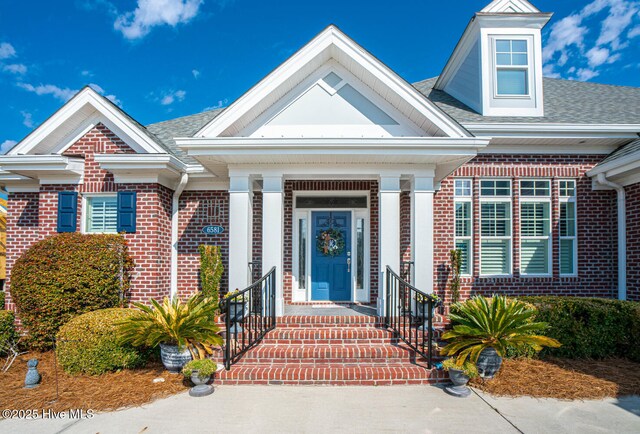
[415,292,442,321]
[223,289,250,334]
[442,358,478,398]
[182,358,219,397]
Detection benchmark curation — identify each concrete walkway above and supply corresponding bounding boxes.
[1,386,639,434]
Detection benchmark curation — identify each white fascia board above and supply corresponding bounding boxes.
[587,153,640,178]
[466,123,640,138]
[175,137,490,156]
[196,26,470,139]
[435,18,478,91]
[0,155,84,177]
[94,153,187,172]
[8,87,165,156]
[228,164,437,178]
[481,0,541,13]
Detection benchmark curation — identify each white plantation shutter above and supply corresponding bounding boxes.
[519,181,551,276]
[559,183,577,275]
[481,240,510,275]
[521,239,549,274]
[456,239,471,275]
[560,239,575,275]
[87,196,118,233]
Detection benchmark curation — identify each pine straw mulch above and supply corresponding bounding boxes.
[470,357,640,400]
[0,351,188,413]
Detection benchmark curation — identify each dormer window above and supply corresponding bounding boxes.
[495,39,530,96]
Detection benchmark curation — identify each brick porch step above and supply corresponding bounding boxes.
[261,327,397,344]
[238,343,428,365]
[278,315,384,327]
[216,364,446,385]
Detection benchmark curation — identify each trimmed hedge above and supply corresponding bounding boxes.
[518,297,640,361]
[0,290,5,309]
[0,310,18,355]
[56,308,149,375]
[11,233,134,350]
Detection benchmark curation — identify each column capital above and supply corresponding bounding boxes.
[411,176,435,193]
[379,175,401,192]
[229,175,253,193]
[262,175,283,193]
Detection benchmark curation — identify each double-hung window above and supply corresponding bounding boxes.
[85,195,118,233]
[454,179,472,275]
[495,39,529,96]
[480,180,512,275]
[559,180,577,275]
[520,180,551,276]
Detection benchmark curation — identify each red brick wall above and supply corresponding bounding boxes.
[433,155,617,302]
[400,191,412,282]
[283,180,379,304]
[4,123,173,310]
[626,183,640,302]
[176,190,229,299]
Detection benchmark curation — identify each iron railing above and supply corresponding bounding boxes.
[385,266,437,368]
[221,266,276,370]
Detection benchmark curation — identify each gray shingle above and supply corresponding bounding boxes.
[598,139,640,166]
[413,77,640,125]
[145,109,225,164]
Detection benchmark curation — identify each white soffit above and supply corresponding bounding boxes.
[195,25,470,139]
[8,87,166,156]
[481,0,540,14]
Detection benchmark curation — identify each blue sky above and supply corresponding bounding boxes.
[1,0,639,153]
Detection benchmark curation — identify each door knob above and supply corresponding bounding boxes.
[347,257,351,272]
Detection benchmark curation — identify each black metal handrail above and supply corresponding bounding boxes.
[385,266,436,368]
[221,266,276,369]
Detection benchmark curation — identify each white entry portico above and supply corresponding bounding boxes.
[176,25,489,315]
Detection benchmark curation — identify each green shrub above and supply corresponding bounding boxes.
[0,290,5,309]
[0,310,18,355]
[198,245,223,303]
[11,233,134,350]
[518,297,640,361]
[56,308,149,375]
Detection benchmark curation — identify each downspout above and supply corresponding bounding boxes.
[597,173,626,301]
[170,173,189,300]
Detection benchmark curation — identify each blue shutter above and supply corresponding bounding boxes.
[117,191,137,233]
[57,191,78,233]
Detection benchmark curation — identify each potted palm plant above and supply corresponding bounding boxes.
[442,358,478,398]
[441,295,561,378]
[118,295,223,372]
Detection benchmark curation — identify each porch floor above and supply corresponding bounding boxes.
[283,304,377,317]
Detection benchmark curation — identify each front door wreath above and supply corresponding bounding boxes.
[316,227,345,257]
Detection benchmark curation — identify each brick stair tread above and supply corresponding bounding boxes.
[216,364,446,385]
[237,343,428,362]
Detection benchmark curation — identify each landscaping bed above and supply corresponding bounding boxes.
[470,357,640,400]
[0,352,186,413]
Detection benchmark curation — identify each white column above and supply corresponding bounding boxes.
[378,175,401,316]
[411,176,435,293]
[262,175,284,316]
[228,176,252,292]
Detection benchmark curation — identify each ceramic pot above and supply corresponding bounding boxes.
[444,368,472,398]
[190,370,211,386]
[159,343,192,373]
[476,347,503,379]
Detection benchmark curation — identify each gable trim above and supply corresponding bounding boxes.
[195,25,471,139]
[8,87,166,156]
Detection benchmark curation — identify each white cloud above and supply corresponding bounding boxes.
[160,89,186,105]
[629,25,640,38]
[192,69,200,79]
[114,0,203,40]
[544,0,640,81]
[3,63,27,75]
[1,140,17,154]
[21,111,34,128]
[0,42,16,60]
[203,98,228,111]
[81,70,94,77]
[17,83,78,101]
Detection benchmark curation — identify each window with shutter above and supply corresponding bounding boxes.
[559,180,577,275]
[454,179,472,275]
[479,180,512,276]
[85,195,118,233]
[520,180,551,276]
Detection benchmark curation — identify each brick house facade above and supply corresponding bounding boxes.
[2,0,640,322]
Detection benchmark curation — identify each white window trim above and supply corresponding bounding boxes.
[454,179,473,276]
[479,179,513,277]
[491,36,534,99]
[81,192,118,234]
[519,179,552,277]
[559,179,578,277]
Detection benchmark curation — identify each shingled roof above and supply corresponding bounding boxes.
[141,77,640,165]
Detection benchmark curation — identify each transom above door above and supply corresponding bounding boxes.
[292,193,370,303]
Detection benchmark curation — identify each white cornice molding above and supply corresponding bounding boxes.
[8,87,166,156]
[94,153,190,189]
[481,0,540,14]
[0,155,84,183]
[466,123,640,138]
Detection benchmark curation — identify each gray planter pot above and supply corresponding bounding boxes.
[476,347,503,379]
[228,301,248,321]
[189,370,214,397]
[445,368,471,398]
[159,343,192,373]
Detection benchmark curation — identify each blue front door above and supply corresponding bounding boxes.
[311,211,352,301]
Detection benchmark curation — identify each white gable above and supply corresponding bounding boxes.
[196,26,470,139]
[481,0,540,14]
